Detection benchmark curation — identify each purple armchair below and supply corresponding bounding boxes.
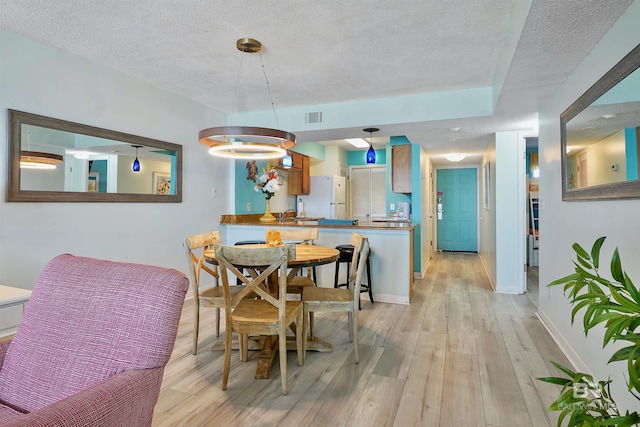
[0,254,188,426]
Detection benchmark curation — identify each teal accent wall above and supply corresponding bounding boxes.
[90,160,108,193]
[234,160,273,214]
[346,149,386,165]
[625,127,638,180]
[386,136,420,273]
[170,154,177,195]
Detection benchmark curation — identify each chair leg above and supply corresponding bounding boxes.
[309,312,315,338]
[302,304,309,362]
[347,311,353,342]
[240,334,249,362]
[215,307,220,337]
[297,309,304,366]
[192,303,200,355]
[353,309,359,364]
[222,328,232,390]
[279,325,288,395]
[366,257,374,304]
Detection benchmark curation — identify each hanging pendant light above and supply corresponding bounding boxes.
[20,131,63,170]
[282,151,293,169]
[364,127,379,164]
[132,145,142,172]
[199,38,296,159]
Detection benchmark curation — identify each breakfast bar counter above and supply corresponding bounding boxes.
[219,214,415,304]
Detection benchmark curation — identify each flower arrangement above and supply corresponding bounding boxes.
[254,163,280,199]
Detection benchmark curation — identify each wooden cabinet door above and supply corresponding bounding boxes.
[286,153,310,195]
[300,155,310,194]
[392,145,412,193]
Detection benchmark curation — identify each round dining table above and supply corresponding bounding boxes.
[202,243,339,379]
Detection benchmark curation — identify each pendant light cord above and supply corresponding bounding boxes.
[259,51,280,128]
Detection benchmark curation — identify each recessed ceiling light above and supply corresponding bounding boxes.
[450,127,461,132]
[445,153,465,162]
[345,138,370,148]
[602,113,616,119]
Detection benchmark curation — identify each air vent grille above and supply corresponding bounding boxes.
[305,111,323,124]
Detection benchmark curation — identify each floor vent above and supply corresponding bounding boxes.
[305,111,323,124]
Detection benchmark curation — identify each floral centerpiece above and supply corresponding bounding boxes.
[254,163,280,199]
[253,163,280,222]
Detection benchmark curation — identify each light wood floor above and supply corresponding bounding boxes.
[153,252,570,426]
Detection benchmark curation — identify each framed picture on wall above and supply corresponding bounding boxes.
[152,172,171,195]
[484,162,490,209]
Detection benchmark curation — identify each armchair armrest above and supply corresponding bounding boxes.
[0,340,11,369]
[4,367,164,427]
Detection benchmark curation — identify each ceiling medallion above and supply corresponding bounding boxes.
[199,38,296,160]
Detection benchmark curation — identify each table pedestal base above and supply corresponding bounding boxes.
[211,334,334,379]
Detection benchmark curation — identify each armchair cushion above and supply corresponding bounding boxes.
[0,254,188,418]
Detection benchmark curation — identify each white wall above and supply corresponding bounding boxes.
[0,30,229,294]
[479,138,497,288]
[537,1,640,413]
[495,131,526,293]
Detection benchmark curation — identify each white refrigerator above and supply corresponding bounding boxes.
[298,175,346,219]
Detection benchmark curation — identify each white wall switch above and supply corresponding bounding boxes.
[247,202,252,212]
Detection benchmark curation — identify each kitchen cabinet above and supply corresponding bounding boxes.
[392,145,412,193]
[280,151,310,195]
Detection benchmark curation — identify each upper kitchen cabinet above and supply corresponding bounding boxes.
[278,151,310,195]
[392,145,412,193]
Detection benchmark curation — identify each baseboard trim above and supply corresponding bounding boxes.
[535,309,589,374]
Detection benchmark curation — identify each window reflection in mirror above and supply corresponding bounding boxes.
[8,110,182,202]
[561,43,640,200]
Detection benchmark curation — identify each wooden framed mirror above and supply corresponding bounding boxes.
[561,43,640,200]
[7,110,182,202]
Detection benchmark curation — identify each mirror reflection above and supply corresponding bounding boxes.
[562,43,640,200]
[565,68,640,189]
[8,110,182,202]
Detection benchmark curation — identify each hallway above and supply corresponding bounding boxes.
[153,252,571,426]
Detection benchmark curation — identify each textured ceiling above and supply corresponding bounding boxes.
[0,0,634,164]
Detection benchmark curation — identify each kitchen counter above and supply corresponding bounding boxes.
[220,214,416,230]
[219,214,415,304]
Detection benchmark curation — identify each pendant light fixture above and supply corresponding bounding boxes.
[199,38,296,159]
[20,131,63,170]
[364,127,379,164]
[281,152,293,169]
[132,145,142,172]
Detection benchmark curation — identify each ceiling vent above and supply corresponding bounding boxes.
[305,111,323,124]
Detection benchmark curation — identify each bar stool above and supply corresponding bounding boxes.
[333,244,373,308]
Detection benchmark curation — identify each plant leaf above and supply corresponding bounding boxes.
[573,242,591,261]
[591,236,606,269]
[611,247,625,283]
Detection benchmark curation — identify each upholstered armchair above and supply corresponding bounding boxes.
[0,254,189,426]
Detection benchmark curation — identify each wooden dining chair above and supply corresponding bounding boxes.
[184,231,247,354]
[265,228,319,294]
[302,233,369,363]
[215,244,305,395]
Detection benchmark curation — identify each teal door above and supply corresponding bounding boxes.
[436,168,478,252]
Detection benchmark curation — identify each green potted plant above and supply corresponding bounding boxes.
[538,237,640,426]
